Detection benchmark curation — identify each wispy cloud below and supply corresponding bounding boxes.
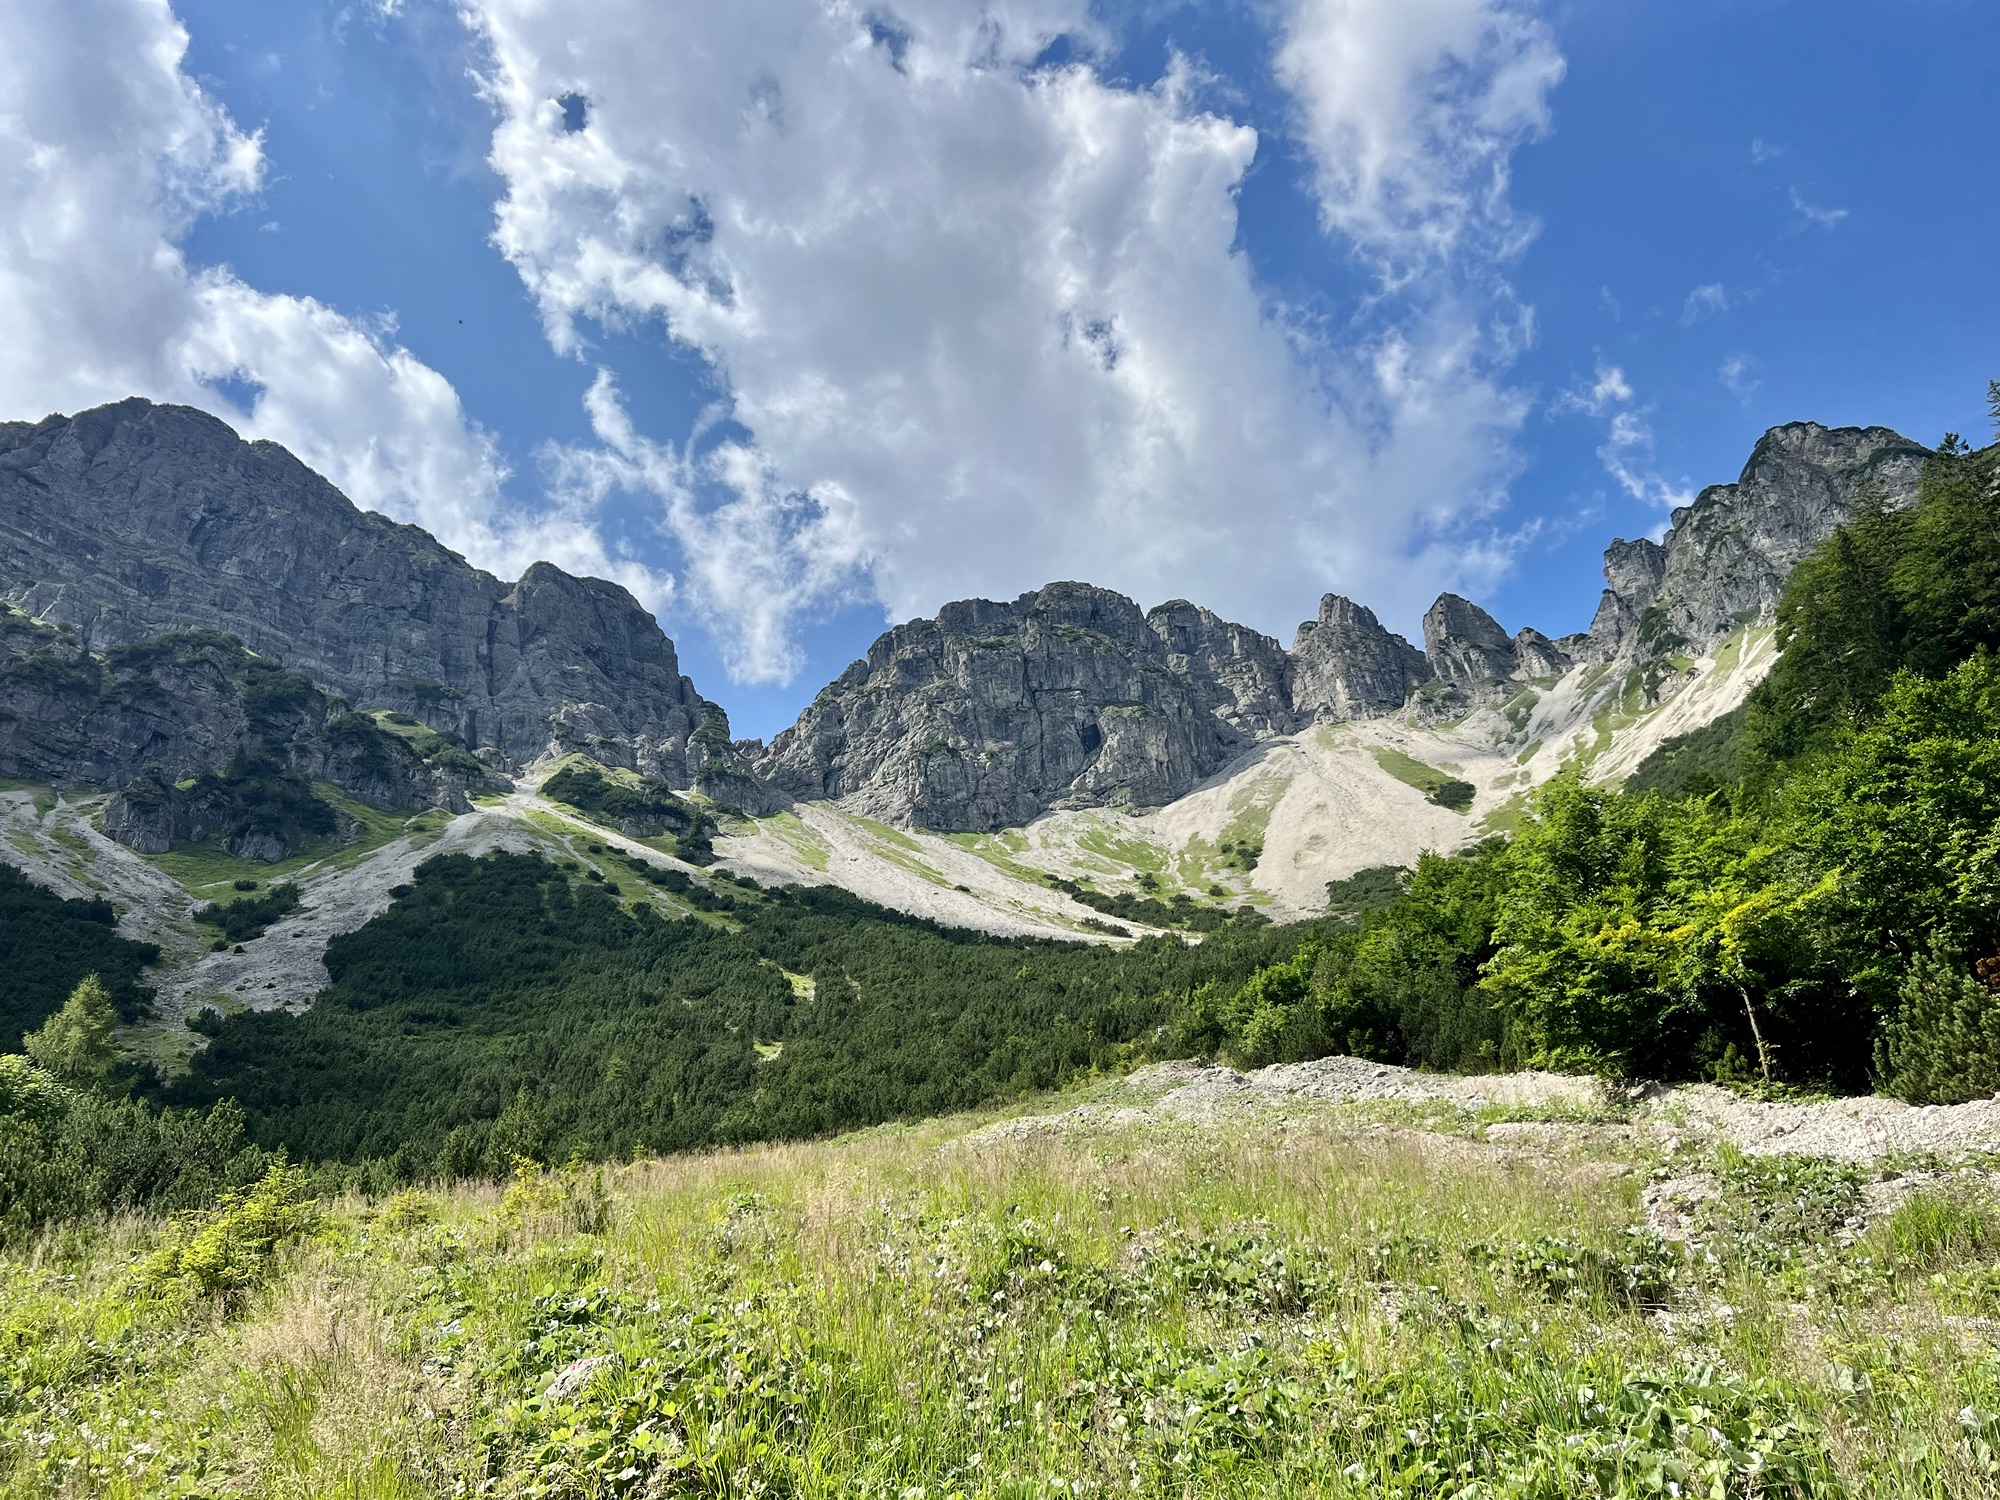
[1680,282,1728,325]
[1790,188,1849,231]
[1750,137,1785,164]
[1551,360,1632,418]
[1718,353,1760,401]
[1554,363,1694,512]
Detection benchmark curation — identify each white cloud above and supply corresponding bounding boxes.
[0,0,657,608]
[1680,282,1728,324]
[1555,363,1692,512]
[1789,188,1848,231]
[1750,137,1784,164]
[1552,360,1633,418]
[464,0,1560,680]
[1718,353,1760,401]
[1274,0,1565,278]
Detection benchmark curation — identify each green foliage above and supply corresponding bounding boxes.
[1782,654,2000,1014]
[1876,948,2000,1104]
[1428,777,1476,811]
[166,851,1299,1172]
[1044,873,1258,932]
[541,764,702,846]
[1321,863,1408,921]
[1479,780,1692,1074]
[196,881,302,943]
[22,974,118,1083]
[1192,845,1508,1070]
[0,861,157,1047]
[1745,440,2000,778]
[1624,703,1747,797]
[138,1162,319,1303]
[0,1057,271,1240]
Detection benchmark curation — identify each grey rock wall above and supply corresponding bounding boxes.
[754,582,1290,830]
[1581,423,1928,664]
[0,399,719,778]
[1289,594,1431,722]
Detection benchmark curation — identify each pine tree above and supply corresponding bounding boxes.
[22,973,118,1083]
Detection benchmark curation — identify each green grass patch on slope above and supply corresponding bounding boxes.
[12,1095,2000,1496]
[1368,747,1476,812]
[145,788,450,900]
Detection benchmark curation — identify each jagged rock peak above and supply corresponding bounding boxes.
[1586,421,1930,663]
[1422,594,1517,688]
[755,581,1288,832]
[0,398,720,780]
[1512,627,1572,680]
[1289,593,1431,723]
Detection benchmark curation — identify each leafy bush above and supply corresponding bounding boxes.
[0,1056,271,1240]
[1427,778,1476,811]
[1322,864,1407,921]
[139,1162,320,1303]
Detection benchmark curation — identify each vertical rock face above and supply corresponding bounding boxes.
[1144,600,1297,738]
[1577,425,1926,665]
[1583,538,1669,662]
[754,582,1290,830]
[1288,594,1431,721]
[1421,594,1518,689]
[1511,628,1572,681]
[0,399,719,777]
[1639,422,1930,654]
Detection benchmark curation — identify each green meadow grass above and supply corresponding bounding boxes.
[9,1090,2000,1497]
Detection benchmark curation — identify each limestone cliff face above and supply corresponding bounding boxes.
[754,582,1293,830]
[1582,423,1929,663]
[1421,595,1517,691]
[0,399,719,778]
[0,400,1940,841]
[1288,595,1431,722]
[0,615,492,859]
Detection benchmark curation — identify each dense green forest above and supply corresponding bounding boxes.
[162,856,1298,1175]
[0,863,158,1042]
[1196,425,2000,1099]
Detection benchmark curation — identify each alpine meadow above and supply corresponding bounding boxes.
[5,1,2000,1495]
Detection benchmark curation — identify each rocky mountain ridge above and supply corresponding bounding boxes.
[0,399,730,786]
[752,420,1930,828]
[0,400,1934,846]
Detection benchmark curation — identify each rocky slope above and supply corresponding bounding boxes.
[0,399,726,782]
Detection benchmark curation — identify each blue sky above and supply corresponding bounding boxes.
[5,0,1995,739]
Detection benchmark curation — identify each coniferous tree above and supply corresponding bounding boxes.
[22,974,119,1084]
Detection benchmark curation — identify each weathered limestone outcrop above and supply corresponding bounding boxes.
[754,582,1291,830]
[0,399,721,778]
[0,616,493,859]
[1422,594,1518,691]
[1288,594,1431,722]
[1511,628,1573,681]
[0,400,1941,842]
[1582,423,1929,663]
